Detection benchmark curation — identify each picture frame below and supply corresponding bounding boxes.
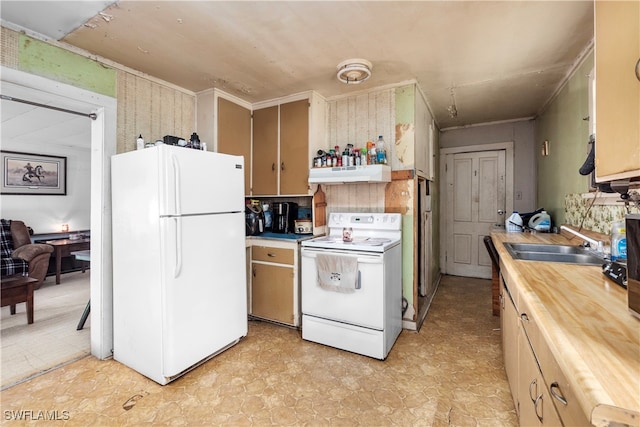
[1,150,67,195]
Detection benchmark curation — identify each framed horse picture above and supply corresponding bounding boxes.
[1,151,67,195]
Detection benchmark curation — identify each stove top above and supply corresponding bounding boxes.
[302,213,401,253]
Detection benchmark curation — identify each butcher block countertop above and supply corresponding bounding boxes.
[491,230,640,427]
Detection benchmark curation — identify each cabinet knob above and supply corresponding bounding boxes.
[272,163,276,172]
[281,162,285,171]
[635,58,640,82]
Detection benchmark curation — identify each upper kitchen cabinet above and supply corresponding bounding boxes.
[252,93,326,197]
[395,84,436,180]
[252,104,279,195]
[196,90,252,194]
[594,0,640,182]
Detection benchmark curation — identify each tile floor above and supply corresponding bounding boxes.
[0,275,517,426]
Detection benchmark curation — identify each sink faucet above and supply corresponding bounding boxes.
[560,226,604,253]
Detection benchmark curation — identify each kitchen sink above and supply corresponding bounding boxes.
[503,243,605,266]
[505,243,585,254]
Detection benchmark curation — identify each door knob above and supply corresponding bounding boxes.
[498,210,505,216]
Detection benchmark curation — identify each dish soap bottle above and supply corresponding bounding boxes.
[611,219,627,262]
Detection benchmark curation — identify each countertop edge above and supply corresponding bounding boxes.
[491,230,640,427]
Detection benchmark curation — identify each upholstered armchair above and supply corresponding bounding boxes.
[0,219,53,289]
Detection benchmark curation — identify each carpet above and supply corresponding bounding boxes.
[1,271,90,389]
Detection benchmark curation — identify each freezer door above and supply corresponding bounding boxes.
[159,145,245,216]
[160,212,247,378]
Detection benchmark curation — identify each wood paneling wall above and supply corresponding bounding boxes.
[324,88,396,211]
[116,70,195,153]
[326,89,395,155]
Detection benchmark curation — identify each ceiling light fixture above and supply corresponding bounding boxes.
[336,58,372,84]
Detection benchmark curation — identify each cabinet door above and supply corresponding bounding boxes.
[218,97,252,195]
[251,263,294,325]
[501,278,519,413]
[252,105,278,195]
[280,99,309,195]
[595,0,640,180]
[518,326,542,427]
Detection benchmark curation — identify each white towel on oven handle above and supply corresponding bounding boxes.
[316,253,359,293]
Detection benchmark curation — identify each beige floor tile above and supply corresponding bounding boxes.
[0,275,517,426]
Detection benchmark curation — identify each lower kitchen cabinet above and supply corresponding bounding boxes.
[501,273,565,427]
[249,241,300,327]
[500,276,519,412]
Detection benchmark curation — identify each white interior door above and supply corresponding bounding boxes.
[445,150,505,278]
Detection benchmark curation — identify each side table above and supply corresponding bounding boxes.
[44,238,90,284]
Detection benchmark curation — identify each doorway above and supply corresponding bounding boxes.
[440,142,514,279]
[1,67,117,361]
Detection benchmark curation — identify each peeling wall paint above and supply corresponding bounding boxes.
[19,35,116,97]
[393,85,415,169]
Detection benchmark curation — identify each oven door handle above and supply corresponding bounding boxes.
[301,251,383,264]
[356,271,361,290]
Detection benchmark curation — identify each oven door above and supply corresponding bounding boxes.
[301,247,385,330]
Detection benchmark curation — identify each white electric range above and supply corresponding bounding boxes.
[300,212,403,359]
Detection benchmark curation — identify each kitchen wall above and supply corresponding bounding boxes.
[535,50,594,227]
[1,27,195,155]
[1,27,195,232]
[439,119,537,214]
[115,70,195,153]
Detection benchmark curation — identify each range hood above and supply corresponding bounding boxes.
[308,164,391,184]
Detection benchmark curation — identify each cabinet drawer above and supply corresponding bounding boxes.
[252,246,294,265]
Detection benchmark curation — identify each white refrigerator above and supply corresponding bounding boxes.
[111,145,247,385]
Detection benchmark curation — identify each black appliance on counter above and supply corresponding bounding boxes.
[272,202,298,233]
[626,214,640,319]
[245,204,264,236]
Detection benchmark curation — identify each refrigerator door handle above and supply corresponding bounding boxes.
[171,154,182,215]
[174,217,183,278]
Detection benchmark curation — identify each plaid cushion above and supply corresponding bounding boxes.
[1,219,29,278]
[0,219,13,258]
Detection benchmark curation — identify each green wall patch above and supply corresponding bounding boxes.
[395,85,415,125]
[19,35,116,97]
[402,214,414,306]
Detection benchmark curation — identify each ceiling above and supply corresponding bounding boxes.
[1,0,594,144]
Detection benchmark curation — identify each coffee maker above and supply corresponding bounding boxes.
[272,202,298,233]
